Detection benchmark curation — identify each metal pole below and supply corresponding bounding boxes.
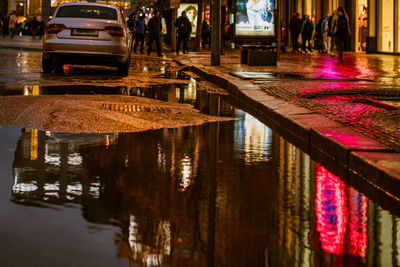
[171,9,177,53]
[195,0,203,51]
[211,0,221,65]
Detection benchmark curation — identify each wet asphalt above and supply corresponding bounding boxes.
[1,36,400,202]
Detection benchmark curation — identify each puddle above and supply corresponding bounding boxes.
[151,70,194,80]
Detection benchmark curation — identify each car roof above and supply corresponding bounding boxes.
[56,1,120,10]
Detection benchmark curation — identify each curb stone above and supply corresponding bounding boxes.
[180,61,400,205]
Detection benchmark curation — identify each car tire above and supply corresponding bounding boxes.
[42,57,53,73]
[117,57,130,76]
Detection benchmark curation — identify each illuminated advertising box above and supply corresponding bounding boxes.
[234,0,276,40]
[177,3,198,37]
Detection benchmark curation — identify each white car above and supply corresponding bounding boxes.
[42,2,132,76]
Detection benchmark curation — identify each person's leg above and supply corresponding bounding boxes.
[156,36,161,56]
[147,36,153,55]
[307,37,312,52]
[134,36,139,53]
[301,34,306,53]
[291,32,297,52]
[177,34,182,54]
[183,35,188,53]
[322,32,327,52]
[327,36,331,53]
[335,36,344,61]
[139,34,144,53]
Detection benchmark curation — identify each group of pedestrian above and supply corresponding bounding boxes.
[127,10,229,57]
[0,13,44,39]
[127,11,162,57]
[289,6,351,62]
[128,10,192,57]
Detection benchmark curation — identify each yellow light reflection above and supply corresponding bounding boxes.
[178,155,192,191]
[128,215,170,265]
[243,113,271,164]
[184,77,197,101]
[51,0,131,10]
[30,129,38,160]
[24,85,39,95]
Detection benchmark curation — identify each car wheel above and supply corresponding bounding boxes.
[42,57,53,73]
[117,57,130,76]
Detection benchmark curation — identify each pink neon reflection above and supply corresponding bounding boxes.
[315,164,367,257]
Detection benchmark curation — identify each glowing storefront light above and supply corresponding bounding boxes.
[51,0,131,9]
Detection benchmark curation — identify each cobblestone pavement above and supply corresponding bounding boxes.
[174,49,400,152]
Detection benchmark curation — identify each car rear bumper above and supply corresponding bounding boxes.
[44,52,127,66]
[43,39,129,66]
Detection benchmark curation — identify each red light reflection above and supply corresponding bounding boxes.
[315,164,367,257]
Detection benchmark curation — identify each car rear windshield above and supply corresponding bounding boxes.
[55,5,118,20]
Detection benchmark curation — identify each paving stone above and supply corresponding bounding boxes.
[349,151,400,200]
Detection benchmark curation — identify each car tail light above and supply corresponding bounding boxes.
[45,24,66,34]
[105,26,125,37]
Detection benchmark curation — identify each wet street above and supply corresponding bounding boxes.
[1,49,400,266]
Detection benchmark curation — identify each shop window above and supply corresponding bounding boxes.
[356,0,367,52]
[378,0,394,52]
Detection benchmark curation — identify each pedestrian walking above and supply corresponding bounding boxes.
[289,12,302,53]
[1,15,8,37]
[134,14,145,54]
[314,16,324,53]
[321,13,331,53]
[146,11,162,57]
[29,16,40,39]
[328,10,336,55]
[127,14,136,43]
[175,11,191,55]
[8,12,17,38]
[201,19,211,48]
[300,15,314,54]
[331,6,351,62]
[37,16,45,39]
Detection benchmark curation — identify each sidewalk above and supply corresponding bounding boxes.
[0,35,43,51]
[173,48,400,205]
[1,36,400,204]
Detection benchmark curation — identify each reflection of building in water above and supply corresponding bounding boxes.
[269,136,400,266]
[12,129,117,202]
[233,111,272,164]
[10,123,400,266]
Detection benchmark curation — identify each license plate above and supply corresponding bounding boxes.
[71,29,98,37]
